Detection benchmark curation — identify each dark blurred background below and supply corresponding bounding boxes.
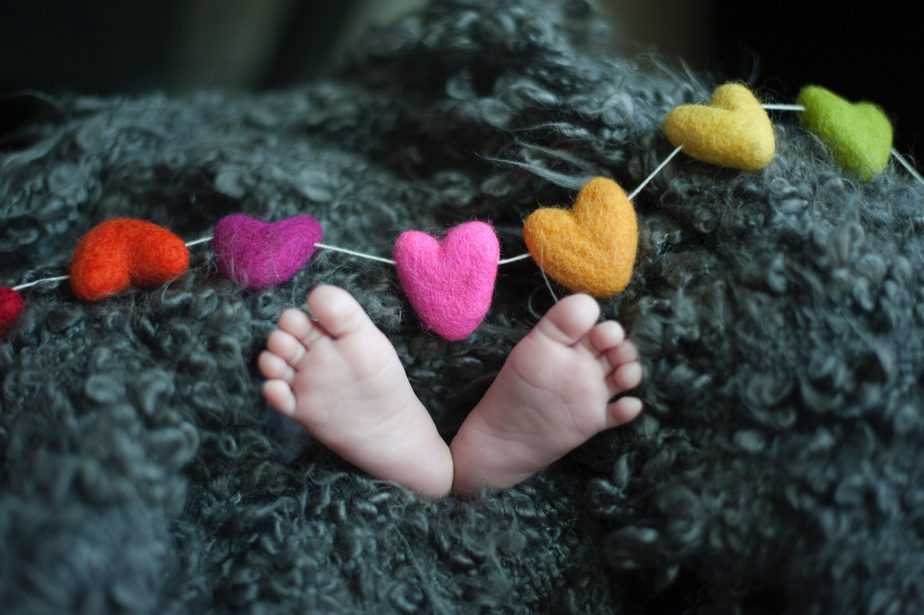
[1,1,920,157]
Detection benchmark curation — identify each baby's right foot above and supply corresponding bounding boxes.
[258,285,453,497]
[449,294,643,496]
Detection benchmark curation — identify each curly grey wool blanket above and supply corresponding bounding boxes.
[3,1,924,613]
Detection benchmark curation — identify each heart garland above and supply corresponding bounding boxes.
[214,214,323,290]
[394,221,500,341]
[663,82,775,171]
[523,177,637,297]
[70,218,190,301]
[797,85,893,181]
[0,288,25,335]
[1,82,910,341]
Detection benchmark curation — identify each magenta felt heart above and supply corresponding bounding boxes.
[0,287,25,336]
[393,221,499,341]
[214,214,323,290]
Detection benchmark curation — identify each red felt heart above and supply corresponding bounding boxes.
[0,287,25,336]
[70,218,190,301]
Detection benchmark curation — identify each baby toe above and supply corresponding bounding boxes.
[258,350,295,383]
[610,361,643,392]
[588,321,625,353]
[307,285,373,339]
[263,379,296,416]
[534,294,600,346]
[267,329,306,367]
[606,396,643,428]
[607,340,639,367]
[278,308,312,339]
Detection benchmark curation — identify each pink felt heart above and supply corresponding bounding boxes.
[393,221,499,341]
[214,214,324,290]
[0,287,25,336]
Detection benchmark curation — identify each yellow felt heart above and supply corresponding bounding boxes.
[523,177,637,298]
[663,82,775,171]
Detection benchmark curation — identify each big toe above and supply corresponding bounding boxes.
[306,285,372,339]
[534,294,601,346]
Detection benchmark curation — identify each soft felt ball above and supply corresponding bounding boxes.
[0,287,25,336]
[663,82,775,171]
[393,221,500,341]
[522,177,638,298]
[70,218,190,301]
[213,214,324,290]
[797,85,893,181]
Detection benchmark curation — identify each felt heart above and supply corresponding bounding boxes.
[0,287,25,336]
[213,214,324,290]
[523,177,637,298]
[797,85,893,181]
[663,82,775,171]
[70,218,190,301]
[393,221,499,341]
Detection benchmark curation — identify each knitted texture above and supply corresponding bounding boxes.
[523,177,638,297]
[393,221,499,340]
[797,84,893,181]
[663,82,775,170]
[213,214,324,290]
[2,1,924,614]
[0,288,24,335]
[69,218,190,301]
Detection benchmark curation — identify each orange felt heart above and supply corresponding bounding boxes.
[523,177,638,298]
[70,218,190,301]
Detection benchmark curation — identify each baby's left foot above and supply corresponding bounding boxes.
[449,294,643,495]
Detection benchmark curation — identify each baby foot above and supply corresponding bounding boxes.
[449,294,643,496]
[258,285,453,497]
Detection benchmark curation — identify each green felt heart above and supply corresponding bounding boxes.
[797,85,892,181]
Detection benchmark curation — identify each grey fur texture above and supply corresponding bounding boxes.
[3,1,924,613]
